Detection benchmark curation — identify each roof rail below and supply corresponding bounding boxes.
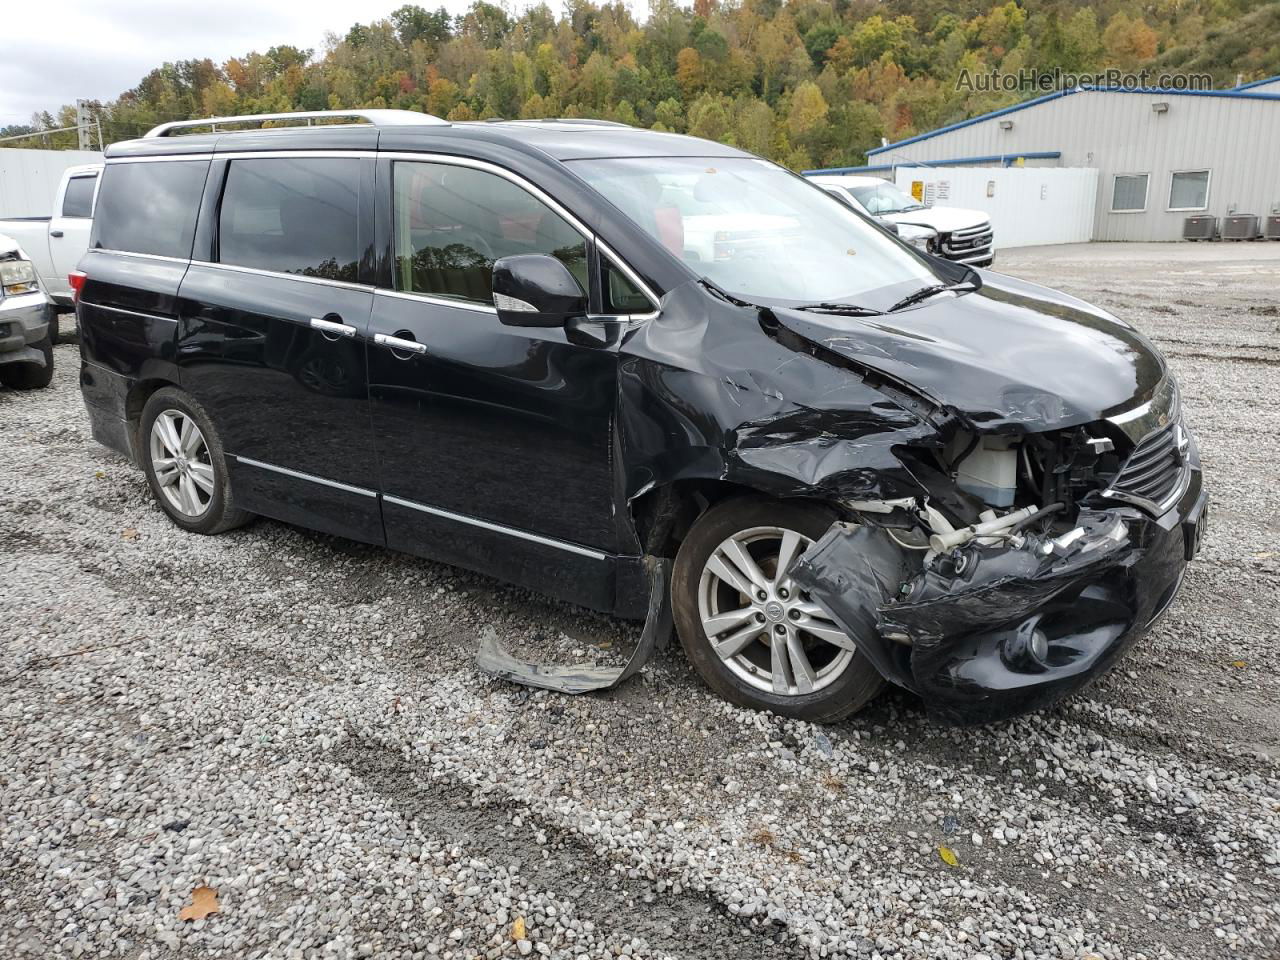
[145,109,448,138]
[504,118,631,127]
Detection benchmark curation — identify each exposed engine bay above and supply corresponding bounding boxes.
[788,413,1205,723]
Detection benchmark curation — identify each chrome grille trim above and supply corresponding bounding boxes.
[939,221,993,261]
[1102,421,1191,516]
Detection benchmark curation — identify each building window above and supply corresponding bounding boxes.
[1111,174,1149,213]
[1168,170,1210,211]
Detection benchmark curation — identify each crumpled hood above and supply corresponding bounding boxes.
[885,207,988,233]
[0,232,22,258]
[773,271,1167,431]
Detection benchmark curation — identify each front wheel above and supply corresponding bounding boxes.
[672,497,884,723]
[139,388,251,535]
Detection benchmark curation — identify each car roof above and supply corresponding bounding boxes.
[104,119,753,163]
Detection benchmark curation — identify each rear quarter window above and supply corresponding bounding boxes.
[61,175,98,218]
[92,161,208,258]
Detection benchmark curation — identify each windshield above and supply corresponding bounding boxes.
[848,181,925,215]
[569,157,938,305]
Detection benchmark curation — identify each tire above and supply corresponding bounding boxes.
[672,496,884,723]
[0,337,54,390]
[46,312,59,346]
[139,387,252,535]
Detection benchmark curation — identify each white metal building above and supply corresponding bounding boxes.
[810,77,1280,242]
[0,148,104,218]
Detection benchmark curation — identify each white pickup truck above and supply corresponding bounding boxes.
[0,163,101,339]
[806,173,995,267]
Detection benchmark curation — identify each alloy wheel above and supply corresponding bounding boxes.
[696,525,857,696]
[149,410,215,517]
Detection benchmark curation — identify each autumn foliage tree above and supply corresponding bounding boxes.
[8,0,1277,167]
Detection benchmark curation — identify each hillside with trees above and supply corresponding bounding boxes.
[6,0,1278,170]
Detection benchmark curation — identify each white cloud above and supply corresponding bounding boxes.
[0,0,478,126]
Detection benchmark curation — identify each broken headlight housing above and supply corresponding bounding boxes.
[896,224,938,253]
[0,258,39,297]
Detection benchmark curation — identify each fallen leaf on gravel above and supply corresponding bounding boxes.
[1230,660,1248,668]
[938,845,960,867]
[1254,551,1274,559]
[121,528,138,540]
[510,916,526,941]
[179,886,219,921]
[94,470,105,479]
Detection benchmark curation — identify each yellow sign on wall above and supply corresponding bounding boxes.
[911,180,924,202]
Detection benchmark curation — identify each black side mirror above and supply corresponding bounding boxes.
[492,254,587,327]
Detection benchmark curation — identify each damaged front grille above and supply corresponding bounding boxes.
[1105,422,1189,515]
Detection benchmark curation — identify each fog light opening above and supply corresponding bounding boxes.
[1003,621,1051,673]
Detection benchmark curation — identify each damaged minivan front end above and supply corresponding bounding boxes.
[574,153,1207,724]
[788,388,1205,724]
[616,267,1206,725]
[769,281,1207,723]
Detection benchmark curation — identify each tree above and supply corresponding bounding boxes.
[688,93,730,140]
[390,5,453,47]
[675,47,704,97]
[1103,13,1158,68]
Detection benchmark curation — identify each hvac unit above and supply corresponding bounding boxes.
[1264,215,1280,240]
[1222,214,1260,240]
[1182,215,1217,240]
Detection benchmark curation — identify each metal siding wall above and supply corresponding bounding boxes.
[878,93,1280,241]
[0,148,104,218]
[892,167,1097,248]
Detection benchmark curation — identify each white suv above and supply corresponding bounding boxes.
[808,174,994,266]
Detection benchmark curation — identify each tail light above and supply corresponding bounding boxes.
[69,270,87,304]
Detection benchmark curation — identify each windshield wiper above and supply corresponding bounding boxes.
[886,280,977,313]
[793,301,884,317]
[699,277,758,309]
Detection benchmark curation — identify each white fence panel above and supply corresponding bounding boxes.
[893,167,1098,249]
[0,148,104,218]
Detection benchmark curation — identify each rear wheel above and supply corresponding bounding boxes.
[139,388,251,534]
[0,337,54,390]
[672,497,884,723]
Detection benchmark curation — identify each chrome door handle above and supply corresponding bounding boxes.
[374,333,427,356]
[309,317,356,338]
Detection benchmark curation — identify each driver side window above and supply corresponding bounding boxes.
[392,161,587,306]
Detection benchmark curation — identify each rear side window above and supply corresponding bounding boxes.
[93,161,207,258]
[61,174,97,218]
[392,161,587,306]
[218,158,360,283]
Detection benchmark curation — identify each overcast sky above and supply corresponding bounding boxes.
[0,0,552,127]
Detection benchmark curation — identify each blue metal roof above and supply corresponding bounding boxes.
[867,83,1280,157]
[1234,74,1280,91]
[804,151,1061,176]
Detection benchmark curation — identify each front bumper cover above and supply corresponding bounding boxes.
[0,291,53,366]
[791,442,1205,725]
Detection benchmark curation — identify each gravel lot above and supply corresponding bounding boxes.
[2,243,1278,960]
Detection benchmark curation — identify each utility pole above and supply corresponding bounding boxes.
[75,100,92,151]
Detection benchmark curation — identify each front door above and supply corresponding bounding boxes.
[178,155,382,545]
[367,158,620,609]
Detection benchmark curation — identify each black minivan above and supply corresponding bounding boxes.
[77,109,1205,725]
